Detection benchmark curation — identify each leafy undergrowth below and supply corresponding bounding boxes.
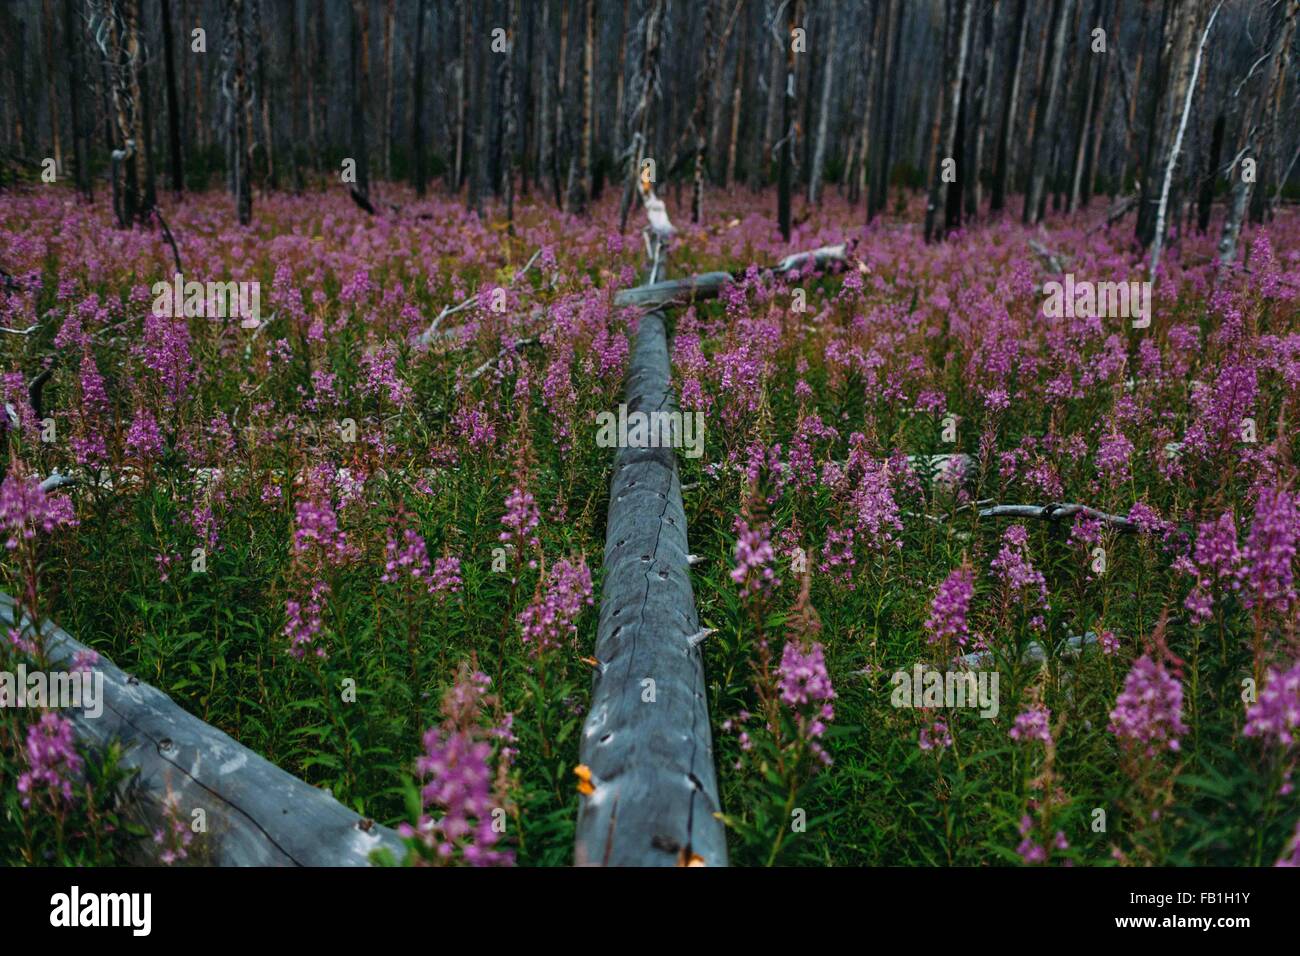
[1,183,1298,866]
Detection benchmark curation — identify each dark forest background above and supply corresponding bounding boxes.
[0,0,1296,257]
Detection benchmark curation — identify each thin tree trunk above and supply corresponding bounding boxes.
[1197,112,1223,233]
[43,0,63,175]
[926,0,974,242]
[967,0,998,217]
[777,0,801,242]
[1024,0,1074,223]
[991,0,1028,212]
[808,0,837,205]
[869,0,902,220]
[66,0,92,200]
[503,0,519,222]
[412,0,428,196]
[567,0,594,214]
[382,0,394,181]
[1151,0,1221,276]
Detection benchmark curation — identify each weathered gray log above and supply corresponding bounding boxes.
[0,592,404,866]
[612,243,848,310]
[574,306,727,867]
[977,502,1137,533]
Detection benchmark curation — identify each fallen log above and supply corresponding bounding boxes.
[612,243,848,310]
[575,247,727,867]
[0,592,404,866]
[977,502,1137,532]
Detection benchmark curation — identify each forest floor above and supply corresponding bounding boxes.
[1,184,1298,866]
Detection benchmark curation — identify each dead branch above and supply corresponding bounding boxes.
[977,502,1137,532]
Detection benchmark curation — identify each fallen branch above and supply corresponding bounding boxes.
[977,502,1137,532]
[418,248,543,346]
[452,335,540,396]
[1089,193,1139,234]
[1028,236,1066,274]
[348,186,376,215]
[612,243,848,310]
[154,207,183,276]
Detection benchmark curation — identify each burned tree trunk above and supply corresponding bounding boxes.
[412,0,428,197]
[991,0,1028,212]
[1197,111,1223,233]
[1219,0,1298,263]
[93,0,146,227]
[807,0,837,205]
[1068,0,1105,212]
[349,0,371,206]
[777,0,800,242]
[160,0,183,194]
[503,0,519,222]
[966,0,998,218]
[1024,0,1074,224]
[618,0,664,234]
[925,0,973,242]
[1150,1,1221,278]
[1249,0,1298,224]
[65,0,92,200]
[567,0,595,214]
[869,0,902,220]
[222,0,253,226]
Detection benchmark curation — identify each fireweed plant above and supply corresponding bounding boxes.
[0,184,1297,866]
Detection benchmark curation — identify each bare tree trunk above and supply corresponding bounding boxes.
[1219,0,1298,263]
[520,0,534,196]
[761,0,784,186]
[538,0,551,202]
[567,0,594,214]
[43,0,63,175]
[65,0,92,200]
[807,0,837,205]
[1069,0,1104,212]
[1249,0,1297,223]
[412,0,428,196]
[382,0,394,181]
[285,0,301,192]
[550,0,570,209]
[350,0,371,204]
[1197,111,1223,232]
[869,0,902,220]
[926,0,973,242]
[966,0,998,218]
[725,4,748,190]
[503,0,519,222]
[618,0,664,233]
[1151,1,1221,277]
[1082,0,1117,206]
[1137,0,1198,248]
[777,0,801,242]
[1023,0,1074,224]
[454,0,467,191]
[685,0,717,223]
[991,0,1027,212]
